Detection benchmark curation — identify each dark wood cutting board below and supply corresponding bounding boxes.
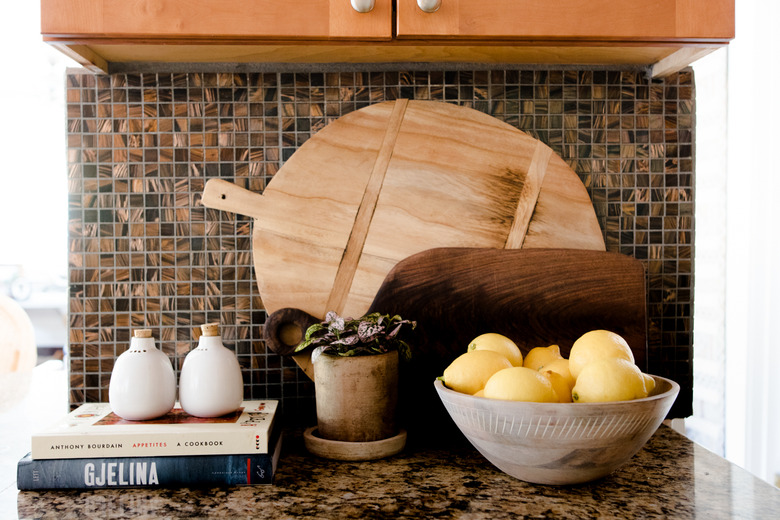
[367,248,647,365]
[265,248,647,441]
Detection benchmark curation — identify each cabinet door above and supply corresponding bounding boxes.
[396,0,733,41]
[41,0,392,40]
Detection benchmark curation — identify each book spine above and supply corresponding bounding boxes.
[31,417,276,460]
[18,434,282,490]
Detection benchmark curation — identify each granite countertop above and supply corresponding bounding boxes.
[12,424,780,519]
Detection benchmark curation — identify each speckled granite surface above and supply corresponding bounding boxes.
[14,425,780,519]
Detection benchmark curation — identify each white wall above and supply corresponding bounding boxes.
[0,2,71,275]
[723,0,780,486]
[693,0,780,487]
[689,49,728,456]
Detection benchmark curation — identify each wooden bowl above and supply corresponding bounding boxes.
[433,375,679,485]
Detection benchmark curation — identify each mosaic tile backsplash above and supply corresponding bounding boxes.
[66,68,694,421]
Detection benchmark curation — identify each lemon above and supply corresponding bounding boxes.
[568,330,634,379]
[467,333,523,367]
[523,344,563,371]
[643,373,656,394]
[483,366,558,402]
[541,370,573,403]
[441,350,513,395]
[540,358,575,389]
[571,358,648,403]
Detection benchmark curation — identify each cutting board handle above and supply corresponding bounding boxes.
[263,308,320,357]
[201,179,265,220]
[264,308,319,380]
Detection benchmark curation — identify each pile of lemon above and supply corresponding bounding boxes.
[440,330,655,403]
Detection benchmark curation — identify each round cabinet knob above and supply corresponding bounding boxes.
[417,0,442,13]
[351,0,375,13]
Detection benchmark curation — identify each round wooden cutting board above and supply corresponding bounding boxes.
[202,99,605,326]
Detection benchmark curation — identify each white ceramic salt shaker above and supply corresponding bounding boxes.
[179,322,244,417]
[109,328,177,421]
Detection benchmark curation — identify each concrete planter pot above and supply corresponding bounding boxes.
[314,350,399,442]
[304,350,406,460]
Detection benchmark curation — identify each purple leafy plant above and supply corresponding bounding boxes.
[295,311,416,360]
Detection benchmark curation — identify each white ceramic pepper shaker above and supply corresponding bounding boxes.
[179,322,244,417]
[109,328,177,421]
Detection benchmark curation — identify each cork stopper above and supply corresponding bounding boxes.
[200,322,220,337]
[133,329,153,339]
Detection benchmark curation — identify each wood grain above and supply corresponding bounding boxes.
[396,0,733,40]
[201,179,265,221]
[433,376,678,483]
[326,99,409,315]
[523,153,605,250]
[650,46,720,78]
[45,42,705,76]
[41,0,393,39]
[41,0,732,75]
[251,101,395,320]
[505,142,551,249]
[41,0,731,41]
[367,248,647,368]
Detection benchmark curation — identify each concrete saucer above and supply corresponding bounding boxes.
[303,426,407,461]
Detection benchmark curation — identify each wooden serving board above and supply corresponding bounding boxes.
[201,100,605,371]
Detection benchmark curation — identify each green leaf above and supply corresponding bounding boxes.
[304,323,327,340]
[294,339,312,353]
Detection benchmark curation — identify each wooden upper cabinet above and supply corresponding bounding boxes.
[41,0,393,40]
[396,0,734,41]
[41,0,733,77]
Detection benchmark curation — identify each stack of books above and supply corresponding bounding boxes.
[17,400,281,490]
